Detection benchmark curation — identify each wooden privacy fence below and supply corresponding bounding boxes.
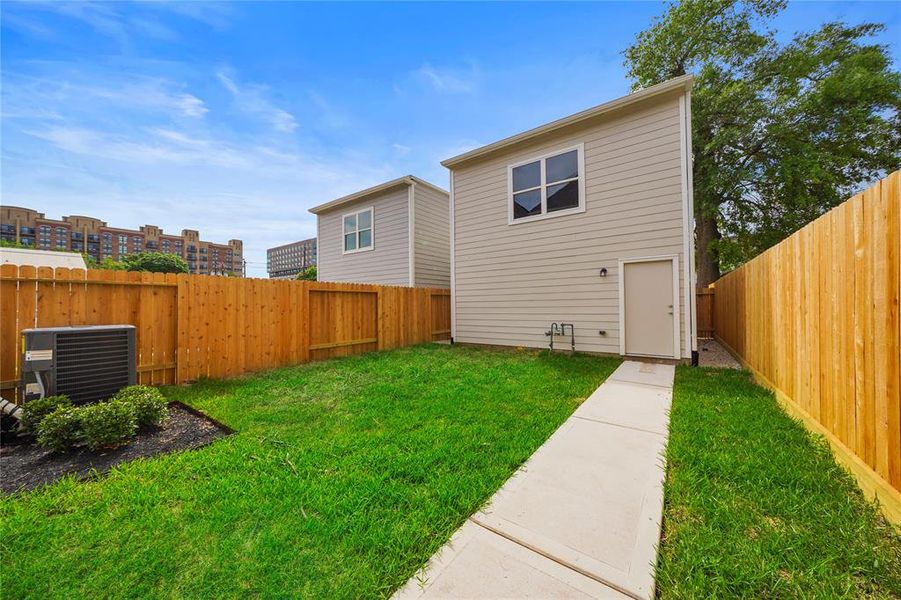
[695,288,715,338]
[714,170,900,522]
[0,265,451,401]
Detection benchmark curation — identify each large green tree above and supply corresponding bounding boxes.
[624,0,901,286]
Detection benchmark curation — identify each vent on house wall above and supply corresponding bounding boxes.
[21,325,136,405]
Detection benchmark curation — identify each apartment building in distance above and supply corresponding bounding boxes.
[267,237,317,279]
[0,206,244,276]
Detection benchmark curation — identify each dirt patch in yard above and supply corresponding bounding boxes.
[0,402,233,494]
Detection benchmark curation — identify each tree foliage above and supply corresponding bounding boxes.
[625,0,901,282]
[84,254,127,270]
[87,252,189,273]
[296,265,318,281]
[121,252,189,273]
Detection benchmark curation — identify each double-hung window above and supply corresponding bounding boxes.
[508,144,585,223]
[343,207,373,254]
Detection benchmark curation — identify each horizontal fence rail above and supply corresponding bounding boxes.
[0,266,450,401]
[713,170,900,521]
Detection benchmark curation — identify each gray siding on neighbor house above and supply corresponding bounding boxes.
[413,184,450,288]
[452,91,690,357]
[317,185,410,285]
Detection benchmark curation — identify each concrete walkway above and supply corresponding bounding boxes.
[394,361,675,600]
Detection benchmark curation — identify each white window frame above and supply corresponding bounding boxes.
[507,142,586,225]
[341,206,374,255]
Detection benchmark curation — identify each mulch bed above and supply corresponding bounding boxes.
[0,402,233,494]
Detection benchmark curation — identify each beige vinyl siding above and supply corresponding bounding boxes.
[413,184,450,288]
[452,91,689,357]
[317,185,410,285]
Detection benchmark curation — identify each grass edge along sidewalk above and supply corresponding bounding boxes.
[657,366,901,599]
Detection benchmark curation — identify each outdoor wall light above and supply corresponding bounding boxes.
[599,268,608,278]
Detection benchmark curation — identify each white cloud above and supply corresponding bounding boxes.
[217,69,298,133]
[2,72,208,120]
[308,91,350,129]
[128,16,179,42]
[0,11,58,40]
[91,81,208,119]
[414,64,477,94]
[49,2,132,46]
[25,125,303,171]
[2,1,235,46]
[216,71,240,95]
[151,2,235,31]
[22,124,393,188]
[392,143,411,156]
[173,93,208,118]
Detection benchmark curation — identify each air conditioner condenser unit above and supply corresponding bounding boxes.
[21,325,136,404]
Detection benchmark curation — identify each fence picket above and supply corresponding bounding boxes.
[713,170,901,519]
[1,272,450,404]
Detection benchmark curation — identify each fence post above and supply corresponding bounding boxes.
[175,274,187,384]
[377,285,384,350]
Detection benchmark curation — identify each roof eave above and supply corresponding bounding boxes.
[308,175,448,215]
[441,75,694,169]
[308,176,410,215]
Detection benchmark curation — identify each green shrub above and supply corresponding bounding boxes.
[79,400,137,451]
[35,407,80,452]
[113,385,168,427]
[19,395,72,433]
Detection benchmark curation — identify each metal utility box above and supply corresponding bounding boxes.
[21,325,136,404]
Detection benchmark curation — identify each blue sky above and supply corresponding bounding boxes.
[2,1,898,277]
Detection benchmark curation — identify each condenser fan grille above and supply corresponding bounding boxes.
[54,329,133,404]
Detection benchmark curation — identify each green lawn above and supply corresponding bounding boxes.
[0,344,618,599]
[658,366,901,598]
[5,348,898,599]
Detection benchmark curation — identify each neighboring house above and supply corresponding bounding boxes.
[442,75,697,362]
[0,247,87,270]
[309,175,450,287]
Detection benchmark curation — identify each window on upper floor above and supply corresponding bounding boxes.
[342,207,373,254]
[508,144,585,224]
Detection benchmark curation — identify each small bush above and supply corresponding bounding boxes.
[79,400,137,451]
[20,395,72,433]
[36,407,80,452]
[113,385,168,427]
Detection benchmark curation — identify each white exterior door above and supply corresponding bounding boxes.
[622,259,677,358]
